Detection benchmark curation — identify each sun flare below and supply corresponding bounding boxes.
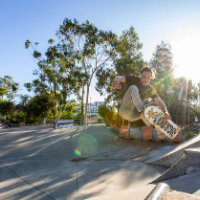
[169,26,200,84]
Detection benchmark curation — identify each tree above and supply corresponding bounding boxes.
[57,18,118,124]
[25,38,85,123]
[149,41,174,101]
[60,104,74,118]
[0,76,19,100]
[149,41,199,126]
[27,94,57,121]
[20,94,30,106]
[98,103,113,118]
[96,26,145,107]
[167,77,198,126]
[0,100,14,117]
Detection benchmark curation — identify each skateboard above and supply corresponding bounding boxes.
[144,105,181,139]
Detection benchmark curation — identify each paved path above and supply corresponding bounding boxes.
[0,125,177,200]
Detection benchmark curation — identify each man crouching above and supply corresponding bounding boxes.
[112,67,171,139]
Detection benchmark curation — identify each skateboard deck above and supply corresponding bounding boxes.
[144,105,180,139]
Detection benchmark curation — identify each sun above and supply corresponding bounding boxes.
[168,25,200,84]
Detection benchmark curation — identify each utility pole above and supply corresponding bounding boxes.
[81,80,84,125]
[90,97,92,125]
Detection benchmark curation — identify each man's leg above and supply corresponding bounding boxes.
[120,85,166,138]
[119,85,151,126]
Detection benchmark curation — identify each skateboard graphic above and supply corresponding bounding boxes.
[144,106,181,139]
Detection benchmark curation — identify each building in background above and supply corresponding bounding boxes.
[84,101,104,112]
[83,101,104,117]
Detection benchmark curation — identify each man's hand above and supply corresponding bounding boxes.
[112,81,121,89]
[163,112,171,122]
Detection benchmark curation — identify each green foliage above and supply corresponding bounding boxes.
[27,94,57,120]
[164,77,198,126]
[0,76,19,100]
[24,83,32,92]
[25,40,85,102]
[57,18,118,123]
[105,110,123,126]
[33,51,41,58]
[96,26,145,105]
[0,100,14,117]
[48,39,54,44]
[98,104,113,118]
[25,40,31,49]
[60,104,74,118]
[25,30,88,121]
[115,26,144,75]
[150,41,174,100]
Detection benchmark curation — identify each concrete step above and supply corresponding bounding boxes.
[151,147,200,183]
[145,134,200,168]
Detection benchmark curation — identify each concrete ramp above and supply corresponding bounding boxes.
[152,148,200,183]
[145,134,200,168]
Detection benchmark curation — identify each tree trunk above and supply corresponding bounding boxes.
[84,83,90,125]
[54,109,62,128]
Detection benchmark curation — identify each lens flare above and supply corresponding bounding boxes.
[74,148,81,156]
[78,134,98,154]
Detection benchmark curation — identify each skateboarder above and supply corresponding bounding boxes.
[112,66,171,139]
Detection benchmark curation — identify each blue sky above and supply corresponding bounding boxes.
[1,0,200,103]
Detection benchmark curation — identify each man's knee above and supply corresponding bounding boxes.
[119,109,129,120]
[128,85,139,93]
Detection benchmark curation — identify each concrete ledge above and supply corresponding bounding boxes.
[151,147,200,183]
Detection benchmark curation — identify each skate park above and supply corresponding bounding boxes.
[1,124,200,200]
[2,1,200,199]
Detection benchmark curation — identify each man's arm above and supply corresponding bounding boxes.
[112,76,126,89]
[154,97,171,122]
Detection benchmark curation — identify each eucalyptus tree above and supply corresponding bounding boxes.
[57,18,118,124]
[96,26,144,108]
[149,41,199,125]
[25,38,85,122]
[168,77,198,125]
[149,41,174,101]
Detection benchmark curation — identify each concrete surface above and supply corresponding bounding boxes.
[86,184,156,200]
[0,125,174,200]
[145,134,200,167]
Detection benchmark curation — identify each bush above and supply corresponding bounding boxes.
[105,111,122,126]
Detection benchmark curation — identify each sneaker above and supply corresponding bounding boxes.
[155,126,167,139]
[158,133,167,139]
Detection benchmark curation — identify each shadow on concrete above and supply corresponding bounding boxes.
[0,125,178,200]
